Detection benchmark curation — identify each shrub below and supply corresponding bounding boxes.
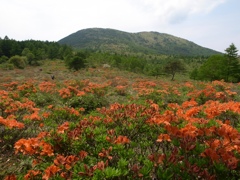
[8,55,27,69]
[65,52,87,70]
[0,55,8,64]
[0,63,14,70]
[67,94,109,113]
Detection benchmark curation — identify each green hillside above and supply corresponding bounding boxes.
[58,28,221,56]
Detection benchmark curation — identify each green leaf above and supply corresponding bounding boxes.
[140,159,153,176]
[118,158,128,169]
[103,167,121,178]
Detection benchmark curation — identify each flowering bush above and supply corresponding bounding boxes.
[1,66,240,179]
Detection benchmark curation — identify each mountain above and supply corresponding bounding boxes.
[58,28,221,56]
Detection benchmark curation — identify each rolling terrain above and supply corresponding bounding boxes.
[58,28,221,56]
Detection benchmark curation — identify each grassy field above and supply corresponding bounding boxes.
[1,60,240,179]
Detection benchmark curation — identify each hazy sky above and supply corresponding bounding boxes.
[0,0,239,53]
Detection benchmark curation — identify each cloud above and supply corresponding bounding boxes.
[133,0,227,25]
[0,0,229,42]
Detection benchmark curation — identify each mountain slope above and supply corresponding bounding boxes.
[58,28,221,56]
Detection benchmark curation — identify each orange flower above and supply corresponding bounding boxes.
[4,174,16,180]
[0,116,24,129]
[77,91,86,96]
[180,123,199,138]
[206,139,221,150]
[14,137,54,156]
[42,112,51,118]
[47,105,54,109]
[32,159,41,167]
[38,81,56,93]
[68,107,80,116]
[185,107,201,118]
[42,164,61,180]
[226,156,239,170]
[58,88,71,98]
[40,141,54,156]
[24,170,41,180]
[39,123,44,128]
[79,150,88,160]
[114,136,130,144]
[156,134,171,142]
[93,161,107,171]
[54,154,66,166]
[182,100,198,108]
[201,148,220,162]
[98,147,113,160]
[57,122,69,134]
[148,153,166,166]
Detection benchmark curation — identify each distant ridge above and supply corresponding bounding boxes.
[58,28,221,56]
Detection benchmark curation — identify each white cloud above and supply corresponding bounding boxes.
[132,0,227,25]
[1,0,237,52]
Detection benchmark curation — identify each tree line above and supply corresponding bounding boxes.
[1,36,239,82]
[0,36,73,68]
[65,51,193,80]
[65,44,239,82]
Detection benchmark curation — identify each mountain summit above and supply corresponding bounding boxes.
[58,28,221,56]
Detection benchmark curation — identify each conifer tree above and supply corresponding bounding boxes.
[224,43,239,82]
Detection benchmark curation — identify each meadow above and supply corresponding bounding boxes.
[1,60,240,179]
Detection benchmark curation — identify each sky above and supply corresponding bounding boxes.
[0,0,239,53]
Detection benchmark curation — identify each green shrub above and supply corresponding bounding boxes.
[0,63,14,70]
[67,94,109,113]
[0,55,9,64]
[65,52,87,70]
[29,92,60,107]
[8,55,27,69]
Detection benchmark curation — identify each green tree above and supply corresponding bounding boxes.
[65,52,87,70]
[1,37,12,57]
[22,48,36,65]
[164,60,186,80]
[197,54,227,81]
[35,48,47,60]
[143,64,163,78]
[224,43,239,82]
[189,68,199,80]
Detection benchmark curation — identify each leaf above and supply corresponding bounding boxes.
[103,167,121,178]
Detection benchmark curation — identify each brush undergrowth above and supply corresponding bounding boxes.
[1,60,240,179]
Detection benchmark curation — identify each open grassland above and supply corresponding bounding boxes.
[1,60,240,179]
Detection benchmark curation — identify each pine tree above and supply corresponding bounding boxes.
[224,43,239,82]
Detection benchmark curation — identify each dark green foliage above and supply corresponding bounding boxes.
[0,63,14,70]
[21,48,36,65]
[65,51,88,70]
[0,37,73,64]
[164,60,186,80]
[67,94,109,114]
[190,68,199,80]
[224,43,240,82]
[8,55,27,69]
[58,28,221,57]
[192,44,240,82]
[196,54,227,81]
[143,64,163,77]
[0,55,8,64]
